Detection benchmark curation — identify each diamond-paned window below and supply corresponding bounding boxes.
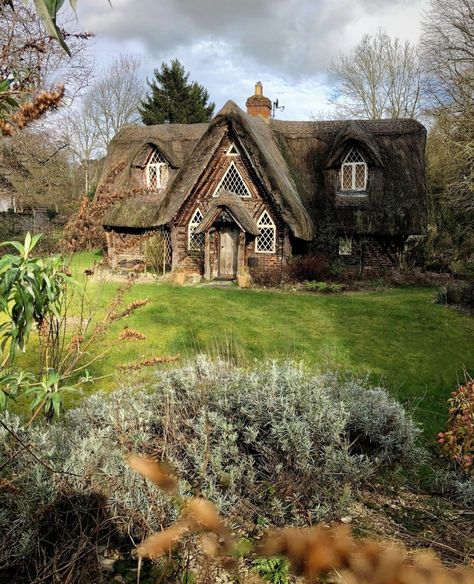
[340,148,367,191]
[146,148,169,190]
[339,237,353,256]
[214,162,251,198]
[256,210,276,253]
[188,208,204,252]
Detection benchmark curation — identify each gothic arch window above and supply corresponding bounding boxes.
[188,208,204,251]
[340,147,368,191]
[256,210,276,253]
[213,161,251,198]
[146,147,169,190]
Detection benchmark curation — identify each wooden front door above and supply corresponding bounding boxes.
[218,226,239,278]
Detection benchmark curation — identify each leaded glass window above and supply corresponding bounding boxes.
[146,148,169,190]
[188,208,204,251]
[256,210,276,253]
[339,237,353,256]
[340,148,367,191]
[214,162,251,198]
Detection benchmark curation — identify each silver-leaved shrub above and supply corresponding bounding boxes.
[0,358,422,578]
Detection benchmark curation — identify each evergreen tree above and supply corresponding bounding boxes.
[139,59,215,125]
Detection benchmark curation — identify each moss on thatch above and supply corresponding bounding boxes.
[95,103,427,239]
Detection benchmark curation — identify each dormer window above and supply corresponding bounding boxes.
[340,148,367,191]
[146,148,169,190]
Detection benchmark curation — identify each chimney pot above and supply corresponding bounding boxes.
[246,81,271,121]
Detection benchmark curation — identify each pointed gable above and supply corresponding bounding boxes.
[157,100,315,240]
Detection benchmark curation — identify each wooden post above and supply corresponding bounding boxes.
[238,231,246,273]
[204,230,211,280]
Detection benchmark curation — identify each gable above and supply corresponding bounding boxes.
[98,101,425,238]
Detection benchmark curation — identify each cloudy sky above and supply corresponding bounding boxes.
[76,0,428,120]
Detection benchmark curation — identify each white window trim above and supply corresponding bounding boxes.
[146,149,169,190]
[340,148,368,192]
[188,208,204,251]
[226,142,240,156]
[255,210,276,254]
[212,161,252,198]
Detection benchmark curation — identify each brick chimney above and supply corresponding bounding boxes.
[246,81,272,120]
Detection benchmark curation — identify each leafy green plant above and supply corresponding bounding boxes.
[0,370,34,410]
[252,557,290,584]
[0,233,72,365]
[24,369,76,421]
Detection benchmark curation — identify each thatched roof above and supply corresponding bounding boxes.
[97,103,426,238]
[196,192,260,236]
[269,117,426,235]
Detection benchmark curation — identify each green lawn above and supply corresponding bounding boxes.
[18,252,474,439]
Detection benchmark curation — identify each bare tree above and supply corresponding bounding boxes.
[422,0,474,266]
[0,1,93,104]
[422,0,474,112]
[63,103,102,195]
[1,129,81,213]
[330,31,423,119]
[85,55,144,151]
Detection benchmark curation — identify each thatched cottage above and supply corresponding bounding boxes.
[97,83,426,282]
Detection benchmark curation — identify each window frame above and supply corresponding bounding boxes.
[213,161,252,198]
[255,210,276,254]
[340,148,368,192]
[188,208,204,252]
[145,148,169,190]
[338,237,353,256]
[226,142,240,156]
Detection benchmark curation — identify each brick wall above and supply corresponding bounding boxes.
[106,230,146,269]
[174,130,290,281]
[338,235,404,272]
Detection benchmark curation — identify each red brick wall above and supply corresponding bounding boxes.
[106,230,145,269]
[338,236,403,272]
[173,130,290,281]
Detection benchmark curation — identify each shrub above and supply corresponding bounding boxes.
[0,359,422,580]
[437,379,474,471]
[431,468,474,508]
[303,281,344,293]
[285,254,330,282]
[436,280,474,310]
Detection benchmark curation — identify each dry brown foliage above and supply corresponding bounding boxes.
[137,522,190,560]
[128,456,474,584]
[62,162,127,251]
[0,85,65,136]
[119,355,180,371]
[111,298,150,321]
[119,327,146,341]
[127,455,178,494]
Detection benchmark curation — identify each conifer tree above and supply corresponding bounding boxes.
[139,59,215,125]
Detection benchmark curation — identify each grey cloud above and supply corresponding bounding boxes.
[80,0,423,77]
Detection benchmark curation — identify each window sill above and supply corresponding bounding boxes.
[336,191,368,197]
[335,192,369,208]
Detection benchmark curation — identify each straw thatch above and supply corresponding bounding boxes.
[97,102,426,239]
[195,192,260,236]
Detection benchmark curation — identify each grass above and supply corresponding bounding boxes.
[16,251,474,439]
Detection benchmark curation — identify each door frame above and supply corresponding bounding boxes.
[203,224,246,281]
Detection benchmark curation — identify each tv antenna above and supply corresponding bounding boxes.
[272,99,285,118]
